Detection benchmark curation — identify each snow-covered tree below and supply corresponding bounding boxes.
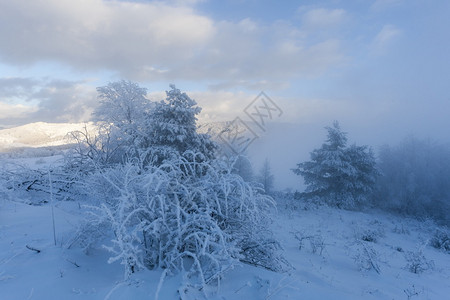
[292,121,378,208]
[146,85,216,165]
[69,80,152,167]
[231,154,254,182]
[257,158,275,194]
[69,81,286,290]
[69,82,216,169]
[94,80,151,139]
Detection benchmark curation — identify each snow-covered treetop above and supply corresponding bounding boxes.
[324,121,347,150]
[94,80,151,130]
[148,85,216,160]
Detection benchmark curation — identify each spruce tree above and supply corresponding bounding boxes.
[293,121,378,208]
[146,84,217,165]
[257,158,275,194]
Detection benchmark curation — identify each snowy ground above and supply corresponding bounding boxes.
[1,190,449,300]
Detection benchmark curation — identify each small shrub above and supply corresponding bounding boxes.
[355,224,384,243]
[309,235,326,255]
[353,241,381,274]
[360,230,379,242]
[404,285,422,299]
[404,250,434,274]
[292,231,326,255]
[430,229,450,253]
[392,224,410,235]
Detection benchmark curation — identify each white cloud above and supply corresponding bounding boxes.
[0,102,38,119]
[0,78,97,126]
[371,0,403,11]
[301,8,347,30]
[0,0,215,72]
[0,0,345,84]
[0,2,351,126]
[370,25,402,54]
[191,90,256,122]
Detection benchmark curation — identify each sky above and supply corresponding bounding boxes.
[1,0,450,188]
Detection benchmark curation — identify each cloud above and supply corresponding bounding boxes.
[0,0,215,73]
[370,0,403,12]
[301,8,347,30]
[0,0,345,85]
[0,102,38,119]
[0,78,97,126]
[370,25,402,55]
[0,77,40,101]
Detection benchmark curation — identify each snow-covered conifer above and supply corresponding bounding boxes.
[293,121,378,208]
[257,158,275,194]
[146,85,216,165]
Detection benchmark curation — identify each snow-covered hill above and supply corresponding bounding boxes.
[1,194,449,299]
[0,122,97,151]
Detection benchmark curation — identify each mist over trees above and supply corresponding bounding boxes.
[373,137,450,225]
[290,121,450,226]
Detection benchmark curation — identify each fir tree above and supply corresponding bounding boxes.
[293,121,378,208]
[232,154,254,182]
[257,158,275,194]
[146,85,216,165]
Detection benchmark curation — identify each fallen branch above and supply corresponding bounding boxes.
[359,241,381,274]
[66,259,80,268]
[26,245,41,253]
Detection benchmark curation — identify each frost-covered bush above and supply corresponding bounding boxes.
[430,229,450,253]
[404,285,422,299]
[68,81,285,290]
[78,151,284,286]
[404,249,434,274]
[292,231,326,255]
[359,229,381,243]
[355,220,385,243]
[392,223,410,235]
[0,162,75,204]
[352,240,381,274]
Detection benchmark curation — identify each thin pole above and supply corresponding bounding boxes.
[49,169,56,246]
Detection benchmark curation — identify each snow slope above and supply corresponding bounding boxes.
[0,122,97,150]
[1,191,449,299]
